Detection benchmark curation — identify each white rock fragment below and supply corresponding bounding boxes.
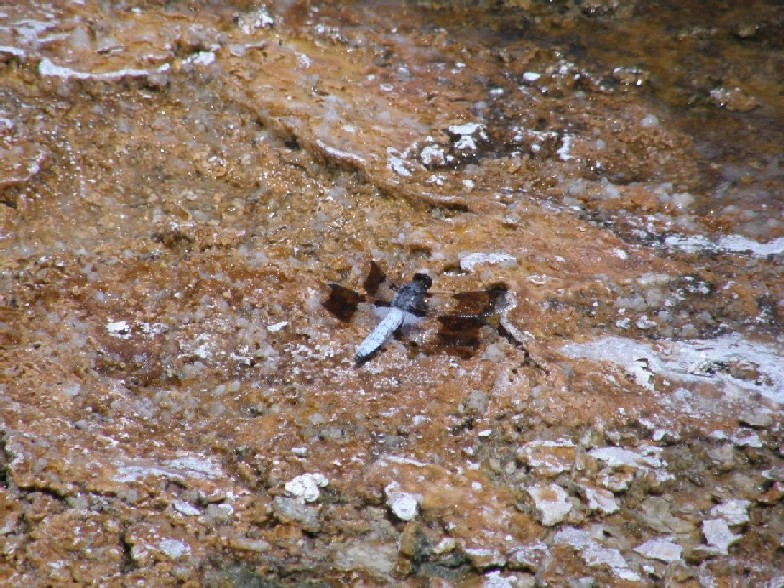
[710,499,750,526]
[584,487,619,515]
[387,153,412,177]
[702,519,741,554]
[333,542,396,576]
[589,445,675,489]
[731,429,763,448]
[61,383,81,398]
[449,122,486,138]
[139,322,167,336]
[285,473,328,503]
[717,235,784,256]
[167,455,224,479]
[237,7,275,33]
[315,140,366,166]
[661,234,710,254]
[39,57,170,82]
[562,337,659,390]
[522,72,541,82]
[555,528,639,580]
[482,571,521,588]
[583,546,640,582]
[183,50,215,67]
[0,45,26,60]
[589,446,664,470]
[432,537,456,554]
[189,333,214,359]
[738,408,773,428]
[13,19,55,43]
[384,482,419,521]
[634,538,682,562]
[527,274,550,285]
[106,319,131,339]
[554,525,604,549]
[557,134,574,161]
[379,455,428,468]
[0,45,27,64]
[561,333,784,404]
[158,538,190,559]
[206,503,234,523]
[465,547,505,569]
[448,122,487,153]
[763,467,784,482]
[665,234,784,257]
[652,429,669,442]
[454,135,477,151]
[636,272,672,286]
[636,315,657,329]
[230,537,271,553]
[517,439,576,477]
[527,484,572,526]
[598,470,635,492]
[459,252,518,273]
[420,144,446,166]
[507,540,549,571]
[113,455,224,483]
[173,500,201,517]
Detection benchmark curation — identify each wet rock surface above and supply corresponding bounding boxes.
[0,0,782,585]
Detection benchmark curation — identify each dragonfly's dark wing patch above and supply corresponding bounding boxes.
[324,283,363,322]
[434,284,509,354]
[436,314,486,350]
[323,261,395,322]
[449,284,508,317]
[363,260,387,297]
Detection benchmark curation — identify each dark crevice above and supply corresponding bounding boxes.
[119,529,136,573]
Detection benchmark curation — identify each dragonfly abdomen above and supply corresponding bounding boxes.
[355,307,404,362]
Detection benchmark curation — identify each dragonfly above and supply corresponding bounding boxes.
[323,261,512,364]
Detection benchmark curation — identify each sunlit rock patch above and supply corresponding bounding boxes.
[561,334,784,404]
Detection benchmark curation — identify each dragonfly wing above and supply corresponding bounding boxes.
[324,283,363,322]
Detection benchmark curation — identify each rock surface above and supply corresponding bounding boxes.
[0,0,782,585]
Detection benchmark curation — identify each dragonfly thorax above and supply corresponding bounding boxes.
[391,273,431,314]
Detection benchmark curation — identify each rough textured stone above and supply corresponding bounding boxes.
[272,497,320,533]
[634,538,683,562]
[527,484,573,526]
[702,519,741,554]
[0,1,782,586]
